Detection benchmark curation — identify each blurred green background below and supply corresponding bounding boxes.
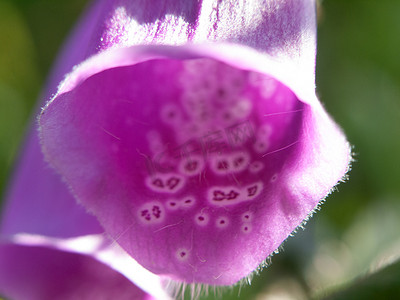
[0,0,399,299]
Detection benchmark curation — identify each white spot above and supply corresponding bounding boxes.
[241,223,252,234]
[249,161,264,173]
[180,196,196,209]
[208,186,242,206]
[253,139,269,154]
[194,213,210,226]
[260,78,278,99]
[145,173,185,194]
[137,202,165,225]
[257,124,272,138]
[243,182,263,200]
[210,152,250,175]
[230,151,250,173]
[215,216,230,229]
[178,155,205,176]
[176,248,190,262]
[210,155,231,175]
[208,182,263,206]
[166,199,180,211]
[232,98,252,119]
[241,211,253,223]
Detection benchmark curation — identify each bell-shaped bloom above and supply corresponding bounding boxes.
[3,0,351,295]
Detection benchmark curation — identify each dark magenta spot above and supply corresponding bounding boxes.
[166,177,180,190]
[152,206,161,218]
[213,190,225,201]
[152,179,164,188]
[217,160,228,170]
[247,185,258,196]
[234,157,244,167]
[185,161,198,171]
[217,87,226,97]
[226,190,239,200]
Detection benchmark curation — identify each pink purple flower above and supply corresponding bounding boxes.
[1,0,351,295]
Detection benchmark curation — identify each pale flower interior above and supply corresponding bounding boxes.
[42,57,306,285]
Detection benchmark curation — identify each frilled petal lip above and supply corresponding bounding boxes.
[50,43,316,108]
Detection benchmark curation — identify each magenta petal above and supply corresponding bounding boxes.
[22,0,351,288]
[37,0,351,286]
[0,243,153,300]
[40,46,351,285]
[0,129,103,238]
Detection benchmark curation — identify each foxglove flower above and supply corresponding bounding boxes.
[4,0,351,295]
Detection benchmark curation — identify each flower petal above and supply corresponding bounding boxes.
[0,242,154,300]
[39,45,351,285]
[2,0,349,288]
[0,129,103,238]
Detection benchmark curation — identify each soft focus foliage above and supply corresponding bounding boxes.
[1,0,400,299]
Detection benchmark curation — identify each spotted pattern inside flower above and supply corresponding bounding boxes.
[145,173,185,193]
[137,202,165,224]
[166,199,180,210]
[38,3,344,283]
[180,196,196,209]
[178,155,205,176]
[98,57,305,283]
[194,212,210,226]
[209,151,250,175]
[241,223,252,234]
[208,182,263,206]
[175,248,190,262]
[241,211,254,222]
[215,216,230,229]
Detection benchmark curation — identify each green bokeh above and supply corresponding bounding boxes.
[0,0,399,299]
